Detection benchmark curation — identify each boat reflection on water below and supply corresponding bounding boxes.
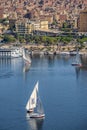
[23,63,31,73]
[0,58,11,67]
[75,67,80,80]
[23,63,31,80]
[26,114,44,130]
[75,64,87,80]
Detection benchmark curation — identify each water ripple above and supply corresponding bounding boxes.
[0,71,14,79]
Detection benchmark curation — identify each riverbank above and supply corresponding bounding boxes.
[1,43,87,56]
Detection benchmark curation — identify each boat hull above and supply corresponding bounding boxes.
[29,113,45,119]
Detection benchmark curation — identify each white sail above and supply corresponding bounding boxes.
[26,82,38,111]
[37,97,44,115]
[26,81,45,118]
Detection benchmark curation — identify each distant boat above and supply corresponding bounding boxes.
[23,48,31,64]
[71,48,82,67]
[26,81,45,118]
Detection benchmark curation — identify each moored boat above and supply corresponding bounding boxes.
[0,47,23,58]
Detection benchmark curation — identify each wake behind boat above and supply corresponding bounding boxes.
[26,81,45,119]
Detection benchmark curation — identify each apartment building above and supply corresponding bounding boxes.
[15,20,33,35]
[15,19,49,35]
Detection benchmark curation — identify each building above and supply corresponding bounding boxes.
[79,10,87,32]
[32,20,41,31]
[0,7,4,19]
[40,15,53,24]
[15,19,48,35]
[40,20,48,29]
[15,19,33,36]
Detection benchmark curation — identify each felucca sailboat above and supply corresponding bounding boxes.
[26,81,45,118]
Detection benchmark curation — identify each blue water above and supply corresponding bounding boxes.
[0,55,87,130]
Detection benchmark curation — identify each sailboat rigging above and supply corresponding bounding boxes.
[26,81,45,118]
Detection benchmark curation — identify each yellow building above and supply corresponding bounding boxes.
[40,15,53,24]
[40,21,48,29]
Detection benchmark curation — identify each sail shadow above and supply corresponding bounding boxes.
[26,114,44,130]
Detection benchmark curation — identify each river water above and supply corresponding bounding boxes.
[0,54,87,130]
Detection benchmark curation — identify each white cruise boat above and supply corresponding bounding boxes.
[11,47,23,58]
[0,47,23,58]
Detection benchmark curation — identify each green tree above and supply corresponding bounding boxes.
[3,35,16,43]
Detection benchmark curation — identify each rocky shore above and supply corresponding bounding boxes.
[19,44,87,56]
